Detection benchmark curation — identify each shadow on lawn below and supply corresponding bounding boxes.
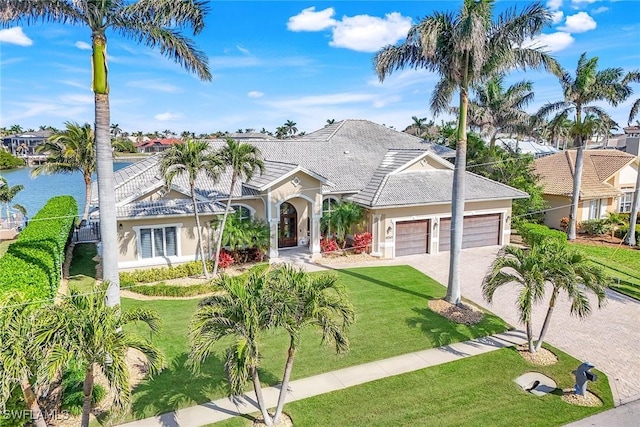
[337,268,433,299]
[131,352,280,423]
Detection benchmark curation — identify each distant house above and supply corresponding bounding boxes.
[136,138,184,153]
[92,120,527,270]
[495,137,559,158]
[1,131,51,157]
[534,150,638,229]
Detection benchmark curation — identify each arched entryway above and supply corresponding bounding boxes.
[278,202,297,248]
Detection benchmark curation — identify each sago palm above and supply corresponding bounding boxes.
[212,139,264,277]
[39,285,163,427]
[375,0,560,305]
[537,53,631,240]
[161,141,223,278]
[0,0,212,307]
[31,121,96,222]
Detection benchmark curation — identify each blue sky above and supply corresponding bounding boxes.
[0,0,639,135]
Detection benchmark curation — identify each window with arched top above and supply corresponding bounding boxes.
[322,197,339,216]
[231,205,252,222]
[280,202,296,215]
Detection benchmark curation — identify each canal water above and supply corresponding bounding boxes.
[0,162,131,218]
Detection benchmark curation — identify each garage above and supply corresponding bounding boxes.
[439,214,501,252]
[395,220,430,256]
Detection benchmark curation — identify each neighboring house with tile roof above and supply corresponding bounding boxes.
[136,138,184,153]
[92,119,527,269]
[534,150,638,230]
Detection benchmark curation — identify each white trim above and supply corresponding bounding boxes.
[230,203,256,219]
[119,254,194,270]
[246,166,335,191]
[132,222,183,261]
[390,151,454,174]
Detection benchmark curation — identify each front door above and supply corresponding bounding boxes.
[279,202,298,247]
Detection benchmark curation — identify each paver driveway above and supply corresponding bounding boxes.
[293,246,640,406]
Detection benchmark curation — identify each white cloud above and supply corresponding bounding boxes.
[0,27,33,46]
[127,80,181,93]
[547,0,563,11]
[572,0,598,5]
[287,7,336,31]
[154,112,180,121]
[74,41,91,50]
[59,94,94,104]
[592,6,609,14]
[237,45,251,55]
[247,91,264,98]
[330,13,412,52]
[559,12,597,33]
[551,11,564,24]
[522,32,575,53]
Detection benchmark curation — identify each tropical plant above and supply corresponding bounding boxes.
[0,293,48,427]
[0,150,24,170]
[266,265,354,424]
[467,76,534,147]
[112,138,137,154]
[161,141,223,278]
[624,70,640,246]
[624,70,640,125]
[326,119,336,125]
[39,285,163,427]
[275,126,287,139]
[31,122,95,221]
[321,200,365,248]
[537,53,632,241]
[409,116,428,138]
[283,120,298,138]
[109,123,122,138]
[0,176,23,223]
[0,0,212,308]
[212,138,264,277]
[375,0,559,305]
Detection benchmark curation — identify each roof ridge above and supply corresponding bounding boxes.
[323,120,347,141]
[114,154,162,190]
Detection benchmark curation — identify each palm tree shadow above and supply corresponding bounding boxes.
[337,268,431,299]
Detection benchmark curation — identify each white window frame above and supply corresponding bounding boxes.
[133,223,182,260]
[230,203,255,221]
[618,188,634,213]
[322,196,339,216]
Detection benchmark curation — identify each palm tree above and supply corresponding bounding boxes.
[326,119,336,125]
[189,270,273,424]
[39,285,163,427]
[624,70,640,246]
[283,120,298,138]
[624,70,640,125]
[0,293,48,427]
[110,123,122,139]
[212,138,264,277]
[482,244,550,353]
[534,244,607,352]
[537,53,631,241]
[161,141,223,278]
[267,265,354,424]
[275,126,287,139]
[31,122,95,221]
[467,76,535,147]
[409,116,427,138]
[1,0,212,308]
[0,176,23,223]
[321,200,365,248]
[8,124,22,134]
[374,0,559,305]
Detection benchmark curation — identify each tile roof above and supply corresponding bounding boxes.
[115,199,227,219]
[534,150,635,199]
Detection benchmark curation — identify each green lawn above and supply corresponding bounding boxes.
[0,239,13,257]
[68,243,98,292]
[124,266,510,420]
[571,243,640,300]
[214,345,613,427]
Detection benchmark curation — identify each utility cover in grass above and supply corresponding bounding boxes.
[514,372,557,396]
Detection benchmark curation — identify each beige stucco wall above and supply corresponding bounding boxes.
[117,214,216,269]
[371,198,513,259]
[229,198,267,221]
[608,162,638,188]
[542,195,570,229]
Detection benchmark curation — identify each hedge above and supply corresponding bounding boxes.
[517,222,567,247]
[119,260,214,284]
[0,196,77,300]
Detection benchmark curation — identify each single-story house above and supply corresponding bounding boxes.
[534,149,638,229]
[136,138,184,153]
[93,120,527,270]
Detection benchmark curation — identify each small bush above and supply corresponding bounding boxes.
[218,250,235,269]
[560,217,569,231]
[60,363,106,416]
[517,222,567,247]
[352,232,372,254]
[579,219,611,235]
[120,260,213,284]
[320,238,339,253]
[614,224,640,242]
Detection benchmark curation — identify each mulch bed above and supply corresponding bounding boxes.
[428,299,484,325]
[561,390,602,407]
[516,345,558,365]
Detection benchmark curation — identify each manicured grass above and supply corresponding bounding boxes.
[214,345,613,427]
[0,239,13,257]
[124,266,510,420]
[68,243,98,292]
[571,243,640,300]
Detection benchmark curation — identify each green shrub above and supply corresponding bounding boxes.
[120,260,214,284]
[60,363,106,416]
[579,219,611,235]
[614,224,640,242]
[0,196,77,300]
[0,150,24,170]
[127,282,219,297]
[517,222,567,247]
[0,388,26,427]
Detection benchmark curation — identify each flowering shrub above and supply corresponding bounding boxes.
[218,249,235,269]
[320,238,339,253]
[352,232,372,254]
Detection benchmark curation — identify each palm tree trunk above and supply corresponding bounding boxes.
[213,173,237,277]
[526,321,535,354]
[251,365,273,426]
[20,380,47,427]
[83,173,92,222]
[626,161,640,246]
[81,364,95,427]
[535,288,558,352]
[273,343,296,424]
[446,59,469,306]
[93,33,120,307]
[568,139,585,241]
[489,130,498,149]
[191,183,209,278]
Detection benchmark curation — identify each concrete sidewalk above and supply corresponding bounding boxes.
[119,330,527,427]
